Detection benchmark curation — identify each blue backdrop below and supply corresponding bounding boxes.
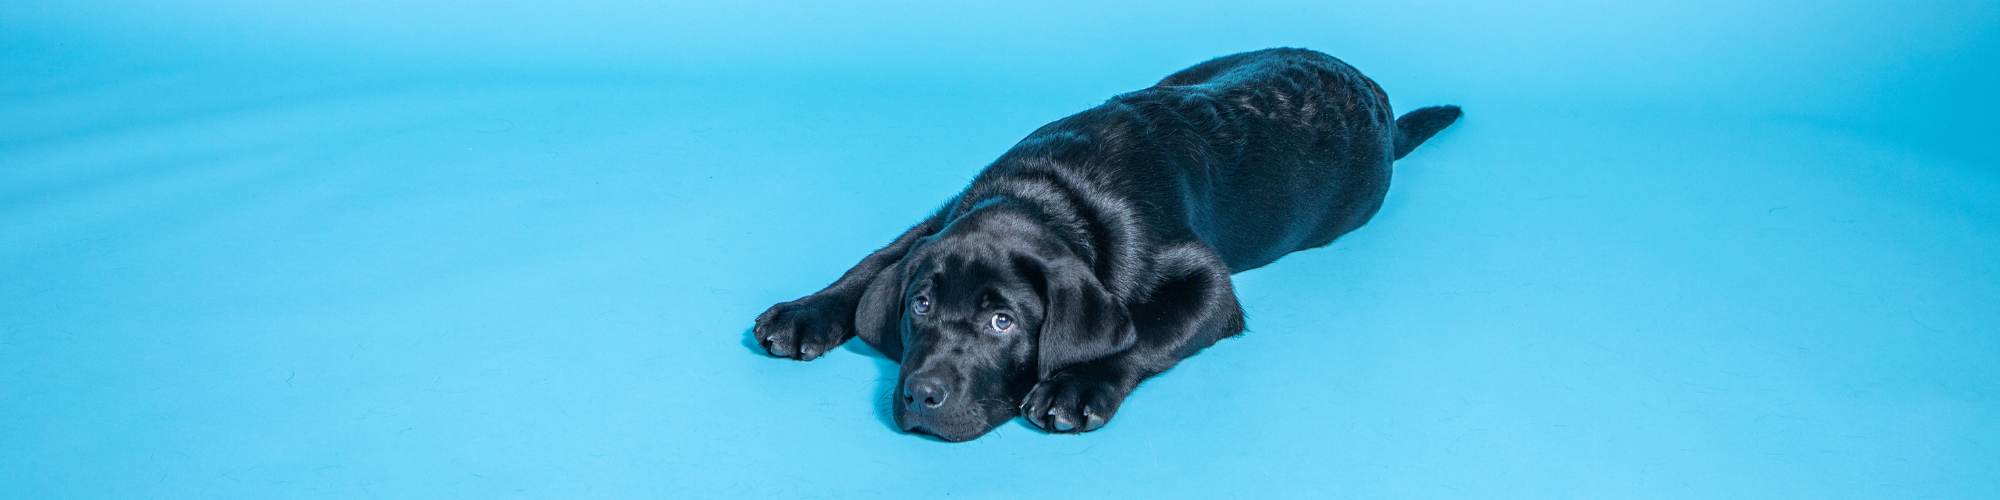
[4,0,1996,498]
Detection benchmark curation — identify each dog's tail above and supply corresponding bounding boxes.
[1392,105,1462,160]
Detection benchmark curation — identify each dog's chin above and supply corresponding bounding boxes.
[905,422,988,443]
[893,403,1019,443]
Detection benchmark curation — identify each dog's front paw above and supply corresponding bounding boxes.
[753,296,854,361]
[1022,372,1130,434]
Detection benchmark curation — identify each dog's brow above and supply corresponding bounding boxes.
[979,290,1005,308]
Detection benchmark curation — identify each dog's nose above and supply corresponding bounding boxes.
[903,377,949,410]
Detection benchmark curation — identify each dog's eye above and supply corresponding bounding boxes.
[990,313,1013,332]
[912,297,931,315]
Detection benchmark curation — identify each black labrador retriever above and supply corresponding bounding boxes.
[755,48,1461,442]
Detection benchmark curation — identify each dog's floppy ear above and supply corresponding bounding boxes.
[854,257,909,361]
[1036,259,1136,379]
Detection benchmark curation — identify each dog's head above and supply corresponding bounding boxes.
[857,203,1134,442]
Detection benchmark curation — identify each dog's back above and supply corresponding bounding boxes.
[1140,48,1457,270]
[969,48,1459,273]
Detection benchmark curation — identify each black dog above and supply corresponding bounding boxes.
[755,48,1460,442]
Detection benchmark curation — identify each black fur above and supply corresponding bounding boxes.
[754,48,1460,442]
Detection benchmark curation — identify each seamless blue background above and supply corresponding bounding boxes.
[4,1,1996,498]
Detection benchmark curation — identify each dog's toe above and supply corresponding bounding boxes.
[1082,410,1107,432]
[753,298,852,361]
[1051,413,1077,432]
[1022,372,1128,434]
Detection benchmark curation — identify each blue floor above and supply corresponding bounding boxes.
[4,1,1997,498]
